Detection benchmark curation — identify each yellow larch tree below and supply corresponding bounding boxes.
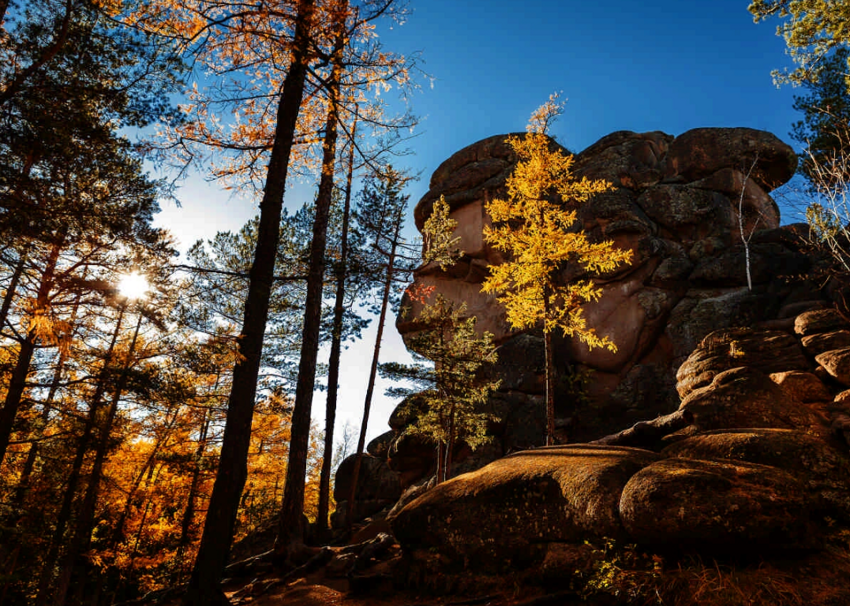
[481,95,633,445]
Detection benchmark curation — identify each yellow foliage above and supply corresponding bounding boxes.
[481,94,632,350]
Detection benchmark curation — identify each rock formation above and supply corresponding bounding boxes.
[333,127,836,535]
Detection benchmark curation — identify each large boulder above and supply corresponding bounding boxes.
[795,309,849,336]
[660,428,850,508]
[663,127,797,192]
[619,458,816,550]
[334,454,402,505]
[675,327,810,399]
[391,445,659,573]
[802,330,850,357]
[770,371,832,403]
[816,348,850,386]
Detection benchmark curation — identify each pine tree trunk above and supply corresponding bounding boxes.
[34,305,126,606]
[0,239,62,467]
[435,442,444,485]
[445,402,456,480]
[53,311,143,606]
[316,115,356,539]
[276,8,344,555]
[346,234,398,529]
[184,2,315,601]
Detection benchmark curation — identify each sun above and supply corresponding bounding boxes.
[118,272,149,300]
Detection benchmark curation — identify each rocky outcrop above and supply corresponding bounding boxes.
[330,126,850,601]
[392,445,659,573]
[376,127,816,502]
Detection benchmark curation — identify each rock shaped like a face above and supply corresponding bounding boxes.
[390,445,659,573]
[401,128,793,356]
[393,126,801,479]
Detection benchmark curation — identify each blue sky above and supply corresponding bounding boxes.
[376,0,801,205]
[154,0,805,441]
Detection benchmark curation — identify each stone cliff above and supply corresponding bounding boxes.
[319,127,850,602]
[337,127,811,503]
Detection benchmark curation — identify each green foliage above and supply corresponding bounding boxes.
[789,48,850,188]
[380,294,500,480]
[353,167,418,314]
[580,538,664,604]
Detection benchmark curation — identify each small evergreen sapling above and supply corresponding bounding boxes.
[382,293,500,484]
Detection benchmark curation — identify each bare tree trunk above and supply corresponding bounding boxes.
[276,7,345,555]
[184,2,315,602]
[34,304,126,606]
[346,234,399,529]
[738,153,760,292]
[0,253,26,335]
[543,288,556,446]
[0,238,62,467]
[53,311,143,606]
[316,116,357,539]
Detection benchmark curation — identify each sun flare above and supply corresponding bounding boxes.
[118,272,149,300]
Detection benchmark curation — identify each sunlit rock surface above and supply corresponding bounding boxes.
[385,127,805,489]
[389,307,850,575]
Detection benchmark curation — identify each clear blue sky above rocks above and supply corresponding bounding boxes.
[376,0,802,214]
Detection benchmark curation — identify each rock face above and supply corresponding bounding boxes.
[370,127,815,503]
[392,445,659,573]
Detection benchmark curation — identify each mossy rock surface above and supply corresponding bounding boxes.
[391,445,658,573]
[620,458,817,550]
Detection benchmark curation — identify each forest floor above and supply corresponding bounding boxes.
[153,516,570,606]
